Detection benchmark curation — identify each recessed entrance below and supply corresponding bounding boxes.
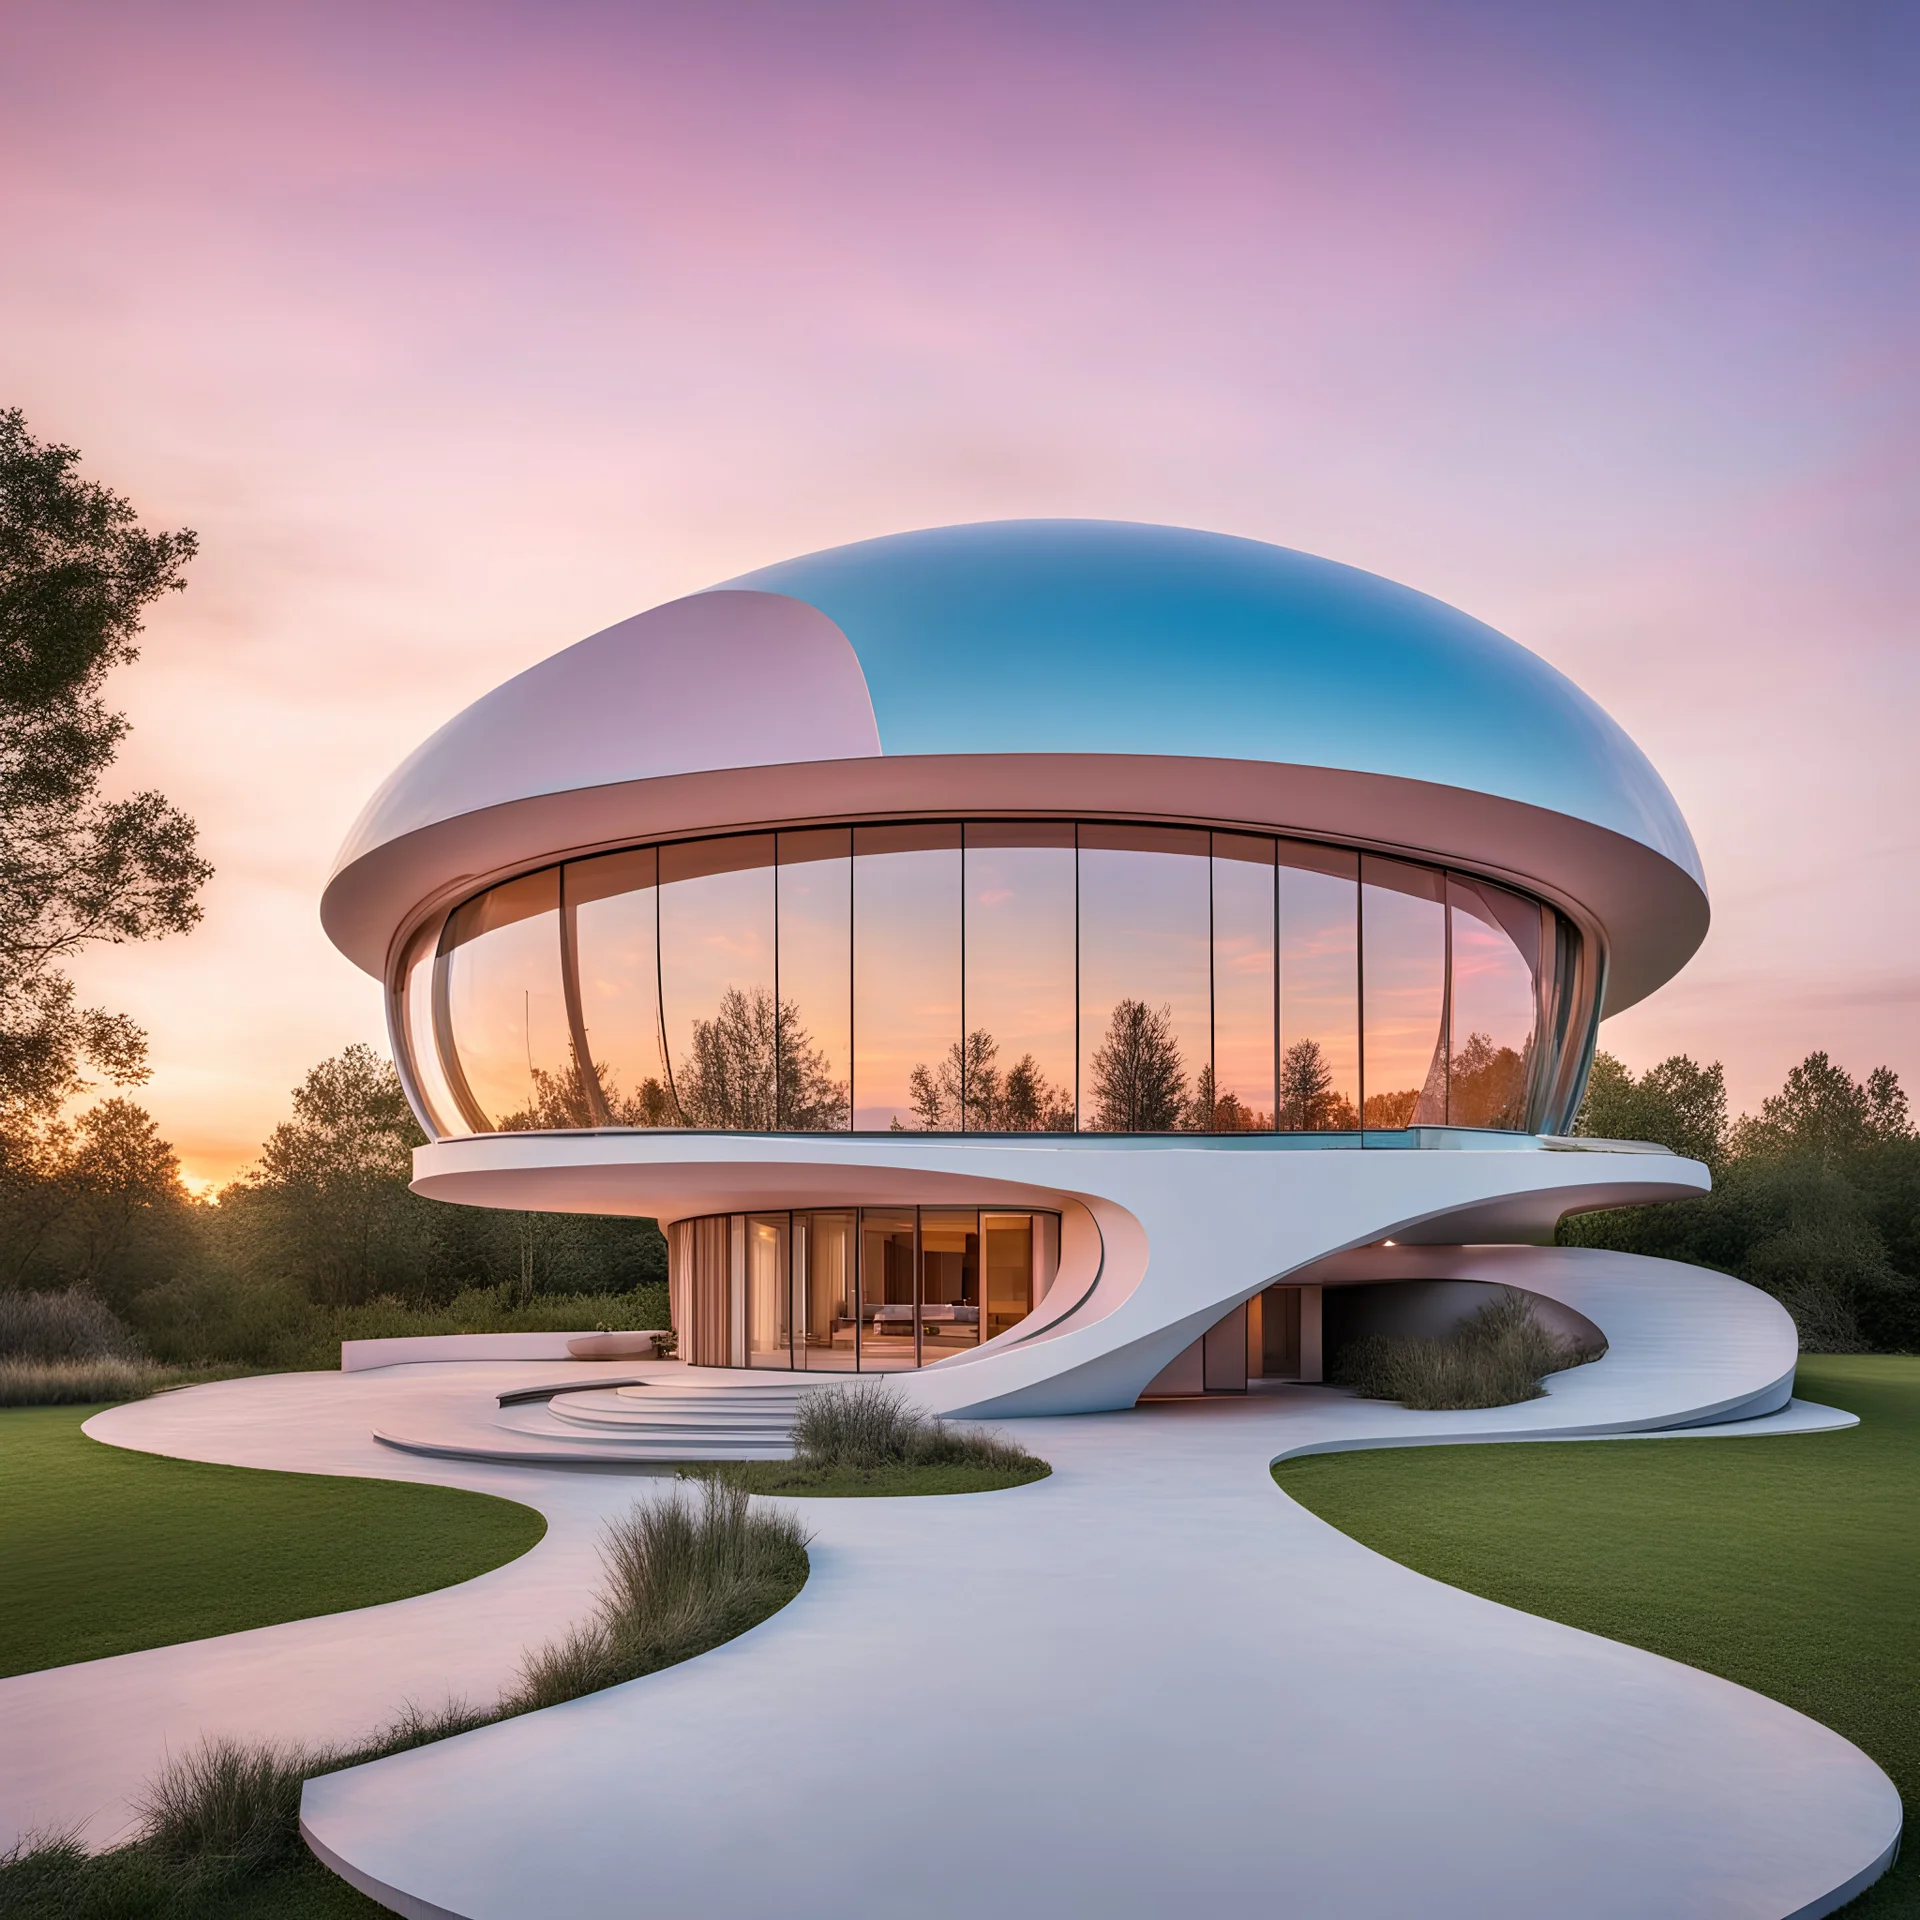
[670,1207,1061,1370]
[1140,1284,1324,1398]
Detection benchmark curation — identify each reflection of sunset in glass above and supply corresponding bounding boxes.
[1212,835,1277,1127]
[571,848,673,1126]
[1279,849,1359,1130]
[410,820,1588,1137]
[1361,859,1447,1127]
[963,826,1075,1125]
[1078,828,1210,1131]
[853,827,960,1130]
[776,830,852,1127]
[660,838,775,1126]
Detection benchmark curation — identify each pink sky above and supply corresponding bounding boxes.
[2,1,1913,1187]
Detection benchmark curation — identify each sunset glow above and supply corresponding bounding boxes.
[2,0,1911,1183]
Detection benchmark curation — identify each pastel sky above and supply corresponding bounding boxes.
[2,0,1913,1188]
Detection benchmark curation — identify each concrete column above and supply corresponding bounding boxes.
[1299,1284,1323,1383]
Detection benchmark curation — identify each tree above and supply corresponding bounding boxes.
[1278,1038,1357,1131]
[0,410,210,1132]
[676,986,846,1131]
[999,1051,1075,1132]
[1089,999,1189,1132]
[1730,1051,1913,1166]
[234,1042,432,1306]
[1564,1051,1919,1354]
[909,1031,983,1130]
[1448,1031,1528,1131]
[1188,1063,1272,1132]
[1574,1052,1728,1169]
[0,1094,195,1303]
[909,1030,1073,1131]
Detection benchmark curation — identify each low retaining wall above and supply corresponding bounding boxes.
[339,1331,664,1373]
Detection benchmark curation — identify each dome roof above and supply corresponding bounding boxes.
[722,520,1701,886]
[324,519,1707,1009]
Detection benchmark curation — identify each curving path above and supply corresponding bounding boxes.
[0,1360,655,1852]
[2,1252,1903,1917]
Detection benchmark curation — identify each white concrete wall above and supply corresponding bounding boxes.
[338,1332,642,1372]
[404,1131,1712,1415]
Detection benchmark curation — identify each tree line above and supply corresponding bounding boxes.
[1565,1049,1919,1351]
[0,1043,665,1318]
[0,407,662,1360]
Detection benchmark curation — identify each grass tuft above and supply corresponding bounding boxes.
[0,1355,168,1406]
[504,1478,809,1713]
[1330,1288,1603,1411]
[791,1379,1042,1474]
[136,1737,313,1873]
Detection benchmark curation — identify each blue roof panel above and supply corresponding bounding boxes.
[722,519,1702,887]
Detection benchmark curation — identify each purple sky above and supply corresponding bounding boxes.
[3,0,1913,1184]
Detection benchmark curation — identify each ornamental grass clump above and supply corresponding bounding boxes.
[0,1355,166,1406]
[134,1736,313,1876]
[791,1379,1037,1473]
[505,1478,810,1714]
[0,1290,167,1405]
[1332,1289,1604,1412]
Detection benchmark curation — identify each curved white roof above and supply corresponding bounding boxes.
[324,520,1708,1010]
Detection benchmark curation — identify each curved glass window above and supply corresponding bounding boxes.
[396,920,461,1137]
[1078,826,1210,1132]
[569,848,674,1126]
[1278,844,1359,1130]
[659,836,776,1129]
[440,871,583,1130]
[774,830,852,1131]
[1447,877,1541,1130]
[396,819,1591,1140]
[1210,834,1277,1130]
[962,824,1076,1131]
[1360,858,1447,1129]
[855,825,961,1131]
[684,1204,1061,1371]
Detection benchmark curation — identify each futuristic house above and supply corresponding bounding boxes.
[321,519,1760,1422]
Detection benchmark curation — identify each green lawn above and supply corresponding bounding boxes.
[0,1843,391,1920]
[0,1404,547,1677]
[1276,1355,1920,1916]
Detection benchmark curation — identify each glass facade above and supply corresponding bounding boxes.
[394,819,1591,1141]
[672,1206,1061,1371]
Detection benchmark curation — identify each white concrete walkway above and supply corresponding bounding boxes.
[300,1391,1898,1920]
[0,1361,661,1853]
[0,1252,1902,1917]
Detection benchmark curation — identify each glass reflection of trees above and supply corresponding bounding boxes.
[403,821,1569,1140]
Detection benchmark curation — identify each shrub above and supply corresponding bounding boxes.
[1332,1289,1602,1411]
[0,1356,166,1406]
[125,1278,674,1372]
[0,1289,136,1362]
[505,1478,809,1713]
[791,1379,1039,1473]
